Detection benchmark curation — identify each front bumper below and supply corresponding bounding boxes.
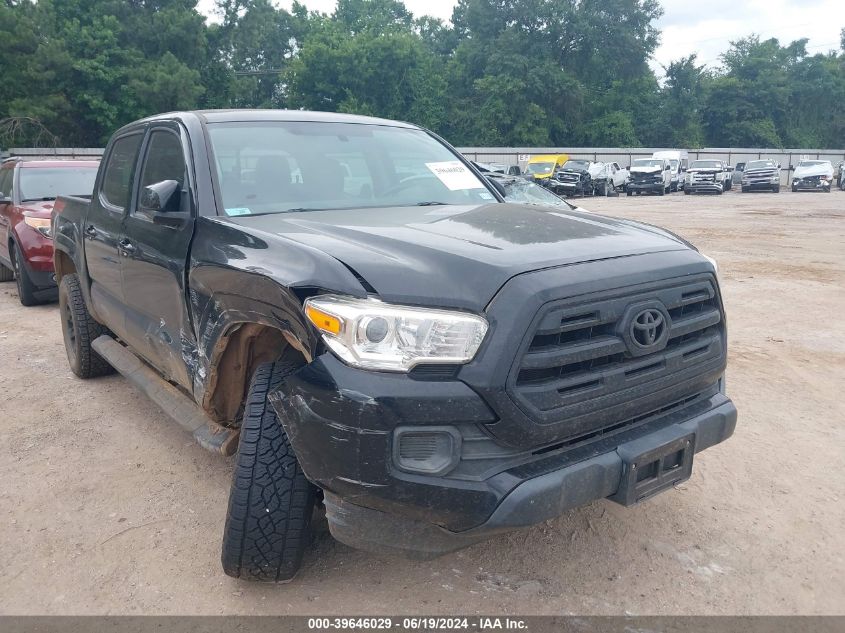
[271,353,736,557]
[686,181,723,193]
[793,178,831,190]
[627,181,664,193]
[742,180,779,191]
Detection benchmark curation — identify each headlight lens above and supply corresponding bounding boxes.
[24,216,51,238]
[304,295,489,372]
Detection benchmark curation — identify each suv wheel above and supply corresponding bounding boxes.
[58,273,114,378]
[221,360,318,583]
[11,242,39,306]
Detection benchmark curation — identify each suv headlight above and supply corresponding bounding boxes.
[304,295,488,372]
[24,215,52,238]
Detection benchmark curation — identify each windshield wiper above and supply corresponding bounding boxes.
[415,201,448,206]
[21,196,57,202]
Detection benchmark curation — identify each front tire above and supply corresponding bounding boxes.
[12,242,39,306]
[773,185,780,193]
[59,273,114,378]
[221,360,318,583]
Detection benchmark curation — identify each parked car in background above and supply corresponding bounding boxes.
[474,161,521,176]
[52,109,734,583]
[627,158,671,196]
[732,162,746,186]
[684,159,731,195]
[524,154,568,186]
[485,173,572,209]
[550,160,625,197]
[740,159,781,193]
[0,158,99,305]
[791,160,834,192]
[652,150,689,192]
[792,159,833,193]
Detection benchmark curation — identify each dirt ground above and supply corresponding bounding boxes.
[0,189,843,615]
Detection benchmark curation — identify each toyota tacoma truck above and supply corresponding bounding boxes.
[52,110,736,583]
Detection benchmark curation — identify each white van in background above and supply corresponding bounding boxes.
[652,150,689,192]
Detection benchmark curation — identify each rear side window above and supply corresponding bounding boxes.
[0,166,14,198]
[101,134,143,209]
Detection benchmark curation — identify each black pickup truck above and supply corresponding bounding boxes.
[52,110,736,582]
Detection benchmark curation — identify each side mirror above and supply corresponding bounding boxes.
[140,180,181,213]
[140,180,190,226]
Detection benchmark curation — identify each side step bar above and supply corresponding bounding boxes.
[92,335,239,456]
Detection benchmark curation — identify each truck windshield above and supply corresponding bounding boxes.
[745,161,777,170]
[632,159,662,168]
[690,161,721,169]
[526,162,554,174]
[562,160,590,170]
[19,166,98,201]
[494,177,569,208]
[207,121,493,215]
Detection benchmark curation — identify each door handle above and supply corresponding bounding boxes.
[118,239,136,255]
[85,225,97,237]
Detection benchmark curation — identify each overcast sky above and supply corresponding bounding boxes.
[199,0,844,74]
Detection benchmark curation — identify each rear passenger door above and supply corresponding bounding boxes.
[118,124,196,388]
[86,131,144,332]
[0,165,14,266]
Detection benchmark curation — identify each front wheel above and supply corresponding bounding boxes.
[626,190,632,197]
[222,360,318,583]
[659,187,665,196]
[12,242,39,306]
[773,185,780,193]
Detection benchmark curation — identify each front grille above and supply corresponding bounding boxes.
[691,172,718,183]
[631,173,661,183]
[556,172,580,183]
[508,275,725,438]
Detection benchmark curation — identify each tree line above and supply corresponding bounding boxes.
[1,0,843,149]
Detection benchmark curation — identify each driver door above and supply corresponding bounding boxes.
[118,124,197,388]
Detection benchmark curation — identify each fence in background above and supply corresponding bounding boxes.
[1,148,104,160]
[4,146,843,187]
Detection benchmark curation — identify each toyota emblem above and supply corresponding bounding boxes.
[631,308,666,348]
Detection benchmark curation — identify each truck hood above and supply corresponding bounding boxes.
[794,164,833,179]
[630,166,662,175]
[687,168,723,173]
[226,203,691,310]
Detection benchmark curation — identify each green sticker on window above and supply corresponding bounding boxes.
[226,207,251,216]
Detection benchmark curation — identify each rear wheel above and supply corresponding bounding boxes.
[58,273,114,378]
[11,242,39,306]
[221,360,318,583]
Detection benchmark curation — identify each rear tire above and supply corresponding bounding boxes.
[221,360,318,583]
[58,273,114,378]
[11,242,39,306]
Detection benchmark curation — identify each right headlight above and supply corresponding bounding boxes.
[304,295,489,372]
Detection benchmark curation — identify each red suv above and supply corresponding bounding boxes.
[0,158,99,305]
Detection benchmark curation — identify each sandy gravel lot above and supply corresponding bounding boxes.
[0,189,843,615]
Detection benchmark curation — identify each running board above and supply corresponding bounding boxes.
[92,335,239,456]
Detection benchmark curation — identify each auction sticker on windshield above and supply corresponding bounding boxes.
[426,161,485,190]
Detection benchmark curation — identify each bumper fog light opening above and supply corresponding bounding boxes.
[393,426,462,476]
